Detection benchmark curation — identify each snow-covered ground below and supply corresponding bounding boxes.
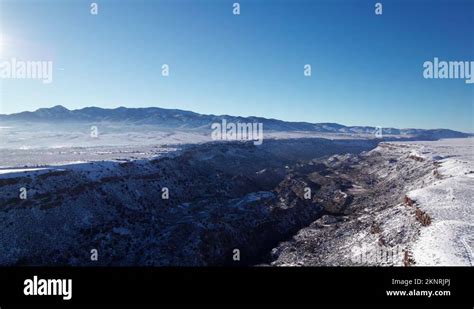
[268,137,473,267]
[393,138,474,266]
[0,122,391,168]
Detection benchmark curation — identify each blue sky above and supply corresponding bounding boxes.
[0,0,473,132]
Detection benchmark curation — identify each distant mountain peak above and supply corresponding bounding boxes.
[33,105,70,113]
[48,105,69,111]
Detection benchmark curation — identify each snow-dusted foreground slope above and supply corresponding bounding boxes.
[268,138,473,267]
[400,138,474,266]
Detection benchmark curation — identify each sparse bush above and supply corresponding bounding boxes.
[403,251,416,266]
[415,208,432,226]
[404,195,415,207]
[408,154,424,162]
[370,222,381,234]
[433,169,442,179]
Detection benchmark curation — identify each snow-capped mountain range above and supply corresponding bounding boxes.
[0,105,470,139]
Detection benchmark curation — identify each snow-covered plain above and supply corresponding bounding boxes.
[0,122,402,168]
[397,138,474,266]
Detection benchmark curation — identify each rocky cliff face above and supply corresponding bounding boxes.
[0,138,377,266]
[267,143,439,266]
